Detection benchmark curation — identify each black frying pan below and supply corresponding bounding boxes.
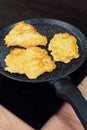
[0,18,87,129]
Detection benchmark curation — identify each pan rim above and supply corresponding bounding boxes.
[0,18,86,83]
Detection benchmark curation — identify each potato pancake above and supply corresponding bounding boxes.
[48,33,79,63]
[4,22,47,48]
[4,47,56,79]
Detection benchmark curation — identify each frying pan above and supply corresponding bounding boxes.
[0,18,87,129]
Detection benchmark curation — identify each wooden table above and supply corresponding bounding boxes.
[0,77,87,130]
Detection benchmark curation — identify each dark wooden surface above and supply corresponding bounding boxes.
[0,0,87,129]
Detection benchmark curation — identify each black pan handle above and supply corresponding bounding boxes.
[50,77,87,130]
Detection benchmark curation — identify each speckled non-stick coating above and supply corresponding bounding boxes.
[0,18,86,82]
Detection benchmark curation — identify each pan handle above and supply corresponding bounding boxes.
[50,77,87,129]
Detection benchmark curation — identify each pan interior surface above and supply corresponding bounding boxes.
[0,18,86,83]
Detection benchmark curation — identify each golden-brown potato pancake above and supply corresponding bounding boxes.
[48,33,79,63]
[4,47,56,79]
[4,22,47,48]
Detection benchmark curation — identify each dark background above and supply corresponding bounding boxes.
[0,0,87,129]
